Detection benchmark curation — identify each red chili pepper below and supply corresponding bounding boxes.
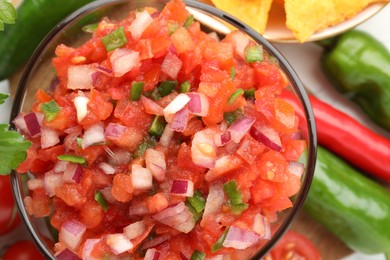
[283,91,390,182]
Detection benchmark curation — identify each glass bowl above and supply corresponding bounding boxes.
[10,0,317,259]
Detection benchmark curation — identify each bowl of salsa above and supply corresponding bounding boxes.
[10,0,317,259]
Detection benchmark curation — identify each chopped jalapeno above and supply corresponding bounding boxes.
[41,99,61,121]
[179,81,191,93]
[245,45,263,63]
[186,201,202,222]
[94,190,109,212]
[244,87,256,99]
[157,80,178,97]
[190,250,206,260]
[187,191,206,213]
[102,26,127,52]
[148,115,167,137]
[184,15,194,29]
[224,109,244,125]
[227,88,244,105]
[130,81,144,101]
[224,180,243,205]
[58,154,86,164]
[211,227,229,253]
[230,67,236,81]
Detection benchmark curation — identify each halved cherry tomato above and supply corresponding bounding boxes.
[0,175,21,235]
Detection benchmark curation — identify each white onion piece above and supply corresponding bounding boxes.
[161,52,182,79]
[141,96,164,116]
[213,131,231,147]
[105,233,133,255]
[191,129,217,168]
[131,164,153,190]
[159,124,174,147]
[74,95,89,122]
[82,238,101,260]
[82,122,106,149]
[123,220,146,240]
[288,161,305,178]
[98,162,116,175]
[187,92,209,117]
[105,123,128,141]
[163,93,190,118]
[63,163,83,183]
[252,213,271,240]
[41,126,60,149]
[250,125,282,152]
[222,226,260,250]
[152,202,195,233]
[230,31,250,59]
[141,235,170,250]
[27,178,44,191]
[55,249,82,260]
[144,248,162,260]
[203,183,225,219]
[107,148,132,166]
[54,160,68,173]
[44,170,64,197]
[145,148,166,182]
[171,179,194,197]
[228,117,256,143]
[59,219,87,251]
[110,49,140,77]
[129,10,153,40]
[67,64,96,89]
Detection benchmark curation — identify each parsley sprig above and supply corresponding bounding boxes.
[0,0,17,31]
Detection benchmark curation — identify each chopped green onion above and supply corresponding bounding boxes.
[224,180,243,205]
[227,88,244,105]
[190,250,206,260]
[184,15,194,29]
[230,67,236,81]
[157,80,178,97]
[245,45,263,63]
[134,136,157,158]
[130,81,144,101]
[244,87,256,99]
[212,227,229,253]
[102,26,127,52]
[179,81,191,93]
[94,190,109,212]
[41,100,61,121]
[187,191,206,213]
[168,22,180,35]
[58,154,86,164]
[148,115,167,137]
[223,109,244,126]
[82,23,98,33]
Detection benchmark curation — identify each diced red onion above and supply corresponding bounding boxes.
[141,96,164,116]
[123,220,146,240]
[213,131,231,147]
[222,226,260,250]
[230,31,250,59]
[63,163,83,183]
[171,179,194,197]
[191,128,217,169]
[14,112,44,138]
[54,160,68,173]
[105,123,128,141]
[107,148,132,166]
[145,148,166,182]
[67,64,97,89]
[163,93,190,118]
[96,64,113,75]
[41,126,60,149]
[161,52,182,79]
[228,117,255,143]
[252,213,271,240]
[144,248,162,260]
[82,122,105,149]
[27,178,44,191]
[55,249,82,260]
[82,238,101,260]
[110,49,140,77]
[250,125,282,152]
[129,10,153,40]
[141,235,170,250]
[288,161,305,178]
[131,164,153,190]
[74,95,89,122]
[98,162,116,175]
[187,92,209,117]
[171,107,190,132]
[159,124,174,147]
[59,219,87,251]
[152,202,195,233]
[105,233,133,255]
[203,183,224,219]
[44,170,64,197]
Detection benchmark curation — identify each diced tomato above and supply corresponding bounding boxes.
[224,94,246,112]
[147,192,169,214]
[50,198,79,230]
[16,144,38,173]
[253,59,289,91]
[257,150,289,182]
[282,139,307,161]
[38,145,65,162]
[55,183,86,208]
[35,89,53,103]
[236,135,266,165]
[200,41,234,70]
[24,189,51,217]
[250,178,276,204]
[114,99,153,129]
[273,98,298,133]
[111,173,133,202]
[80,200,104,228]
[160,0,190,25]
[171,27,195,54]
[177,142,205,172]
[112,127,145,152]
[80,89,113,126]
[143,63,161,91]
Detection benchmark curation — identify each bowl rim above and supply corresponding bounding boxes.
[10,0,317,259]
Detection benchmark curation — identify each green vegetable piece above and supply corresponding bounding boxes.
[148,115,167,137]
[168,21,179,35]
[0,93,9,104]
[245,45,263,63]
[41,99,61,121]
[58,154,86,164]
[190,250,205,260]
[0,124,31,175]
[130,81,144,101]
[134,136,157,158]
[102,26,127,52]
[82,23,98,33]
[211,227,229,253]
[224,180,243,206]
[76,137,83,148]
[94,190,108,212]
[187,191,206,213]
[0,0,17,31]
[185,201,202,222]
[157,80,178,97]
[244,87,255,99]
[227,88,244,105]
[224,109,244,126]
[229,67,236,81]
[184,15,194,29]
[231,203,249,215]
[179,81,191,93]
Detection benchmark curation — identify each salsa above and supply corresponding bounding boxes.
[14,0,307,259]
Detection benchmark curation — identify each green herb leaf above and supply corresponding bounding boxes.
[0,0,17,31]
[190,250,205,260]
[41,99,61,121]
[58,154,86,164]
[95,190,109,212]
[102,26,127,52]
[0,93,9,104]
[0,124,31,175]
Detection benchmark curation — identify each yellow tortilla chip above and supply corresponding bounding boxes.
[211,0,274,34]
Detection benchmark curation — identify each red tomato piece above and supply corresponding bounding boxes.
[2,240,45,260]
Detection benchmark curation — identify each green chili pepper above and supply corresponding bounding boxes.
[148,115,167,137]
[130,81,144,101]
[179,81,191,93]
[187,191,206,213]
[223,109,244,126]
[190,250,205,260]
[94,190,108,212]
[223,180,248,215]
[41,100,61,121]
[0,0,95,80]
[245,45,263,63]
[211,227,229,253]
[304,146,390,256]
[157,80,178,97]
[102,26,127,52]
[58,154,86,164]
[319,29,390,131]
[244,88,255,99]
[227,88,244,105]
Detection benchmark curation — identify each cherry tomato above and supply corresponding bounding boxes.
[0,175,21,235]
[2,240,45,260]
[266,230,322,260]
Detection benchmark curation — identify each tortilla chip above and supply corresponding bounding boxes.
[211,0,274,34]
